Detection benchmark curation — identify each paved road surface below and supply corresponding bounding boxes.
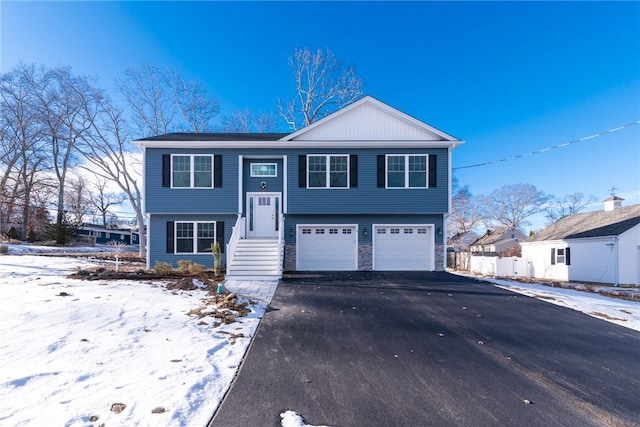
[211,272,640,427]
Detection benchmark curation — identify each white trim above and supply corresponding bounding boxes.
[170,154,214,189]
[174,220,217,254]
[384,154,429,189]
[238,155,244,214]
[250,162,278,177]
[296,224,358,271]
[137,140,462,149]
[306,154,350,189]
[283,155,288,214]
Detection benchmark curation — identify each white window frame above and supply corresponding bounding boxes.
[307,154,350,189]
[556,248,566,264]
[385,154,428,189]
[250,163,277,177]
[171,154,214,189]
[174,221,216,254]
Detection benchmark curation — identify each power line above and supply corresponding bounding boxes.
[453,120,640,171]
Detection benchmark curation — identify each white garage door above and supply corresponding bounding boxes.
[297,226,357,271]
[374,225,433,271]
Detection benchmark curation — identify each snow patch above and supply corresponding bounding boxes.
[281,410,330,427]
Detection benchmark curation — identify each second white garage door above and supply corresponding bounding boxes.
[297,225,358,271]
[373,225,433,271]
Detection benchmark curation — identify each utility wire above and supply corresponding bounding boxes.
[453,120,640,171]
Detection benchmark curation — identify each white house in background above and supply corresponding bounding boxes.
[469,227,527,255]
[521,197,640,286]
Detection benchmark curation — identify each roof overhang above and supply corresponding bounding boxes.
[134,139,463,150]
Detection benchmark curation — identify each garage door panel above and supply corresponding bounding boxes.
[374,226,432,271]
[297,226,357,271]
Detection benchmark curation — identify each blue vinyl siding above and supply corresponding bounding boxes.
[148,213,236,268]
[287,148,449,214]
[242,158,284,212]
[146,147,448,216]
[145,148,238,214]
[283,214,445,245]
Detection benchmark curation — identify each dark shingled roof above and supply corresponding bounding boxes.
[137,132,290,142]
[526,204,640,242]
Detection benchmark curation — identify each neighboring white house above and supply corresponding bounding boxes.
[469,227,527,255]
[521,198,640,286]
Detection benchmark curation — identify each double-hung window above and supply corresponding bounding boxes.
[386,154,428,188]
[172,155,213,188]
[175,221,216,253]
[308,155,348,188]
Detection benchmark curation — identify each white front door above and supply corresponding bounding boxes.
[247,193,280,238]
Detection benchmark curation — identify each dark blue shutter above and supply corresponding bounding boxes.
[550,248,556,265]
[349,155,358,188]
[299,155,307,188]
[428,155,437,187]
[377,155,385,188]
[162,155,171,187]
[166,221,174,253]
[565,247,571,265]
[214,155,222,188]
[216,221,225,253]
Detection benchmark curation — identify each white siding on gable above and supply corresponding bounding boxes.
[292,103,443,141]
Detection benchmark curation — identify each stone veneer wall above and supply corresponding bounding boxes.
[358,244,372,271]
[435,243,445,271]
[284,244,296,272]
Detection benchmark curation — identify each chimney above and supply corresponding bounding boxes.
[603,196,624,211]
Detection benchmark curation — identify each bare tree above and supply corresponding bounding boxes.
[64,173,92,224]
[25,65,98,243]
[278,47,364,130]
[220,109,278,132]
[117,63,220,137]
[544,192,597,223]
[168,73,220,132]
[449,184,484,234]
[89,177,126,227]
[116,63,175,137]
[480,183,549,229]
[76,89,147,258]
[0,64,49,238]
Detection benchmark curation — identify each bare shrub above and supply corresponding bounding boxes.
[187,263,206,275]
[152,261,173,275]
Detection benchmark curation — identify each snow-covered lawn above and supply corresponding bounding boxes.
[454,272,640,332]
[0,251,266,427]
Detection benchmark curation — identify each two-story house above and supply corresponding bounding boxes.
[135,96,463,279]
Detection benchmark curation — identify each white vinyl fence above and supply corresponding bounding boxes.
[468,255,532,278]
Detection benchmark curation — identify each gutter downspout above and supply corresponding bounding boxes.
[614,236,619,287]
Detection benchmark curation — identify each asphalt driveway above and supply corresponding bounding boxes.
[210,272,640,427]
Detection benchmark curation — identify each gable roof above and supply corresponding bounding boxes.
[133,95,463,150]
[470,228,524,246]
[525,204,640,242]
[282,95,463,145]
[447,231,478,244]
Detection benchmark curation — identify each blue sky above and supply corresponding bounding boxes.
[1,1,639,230]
